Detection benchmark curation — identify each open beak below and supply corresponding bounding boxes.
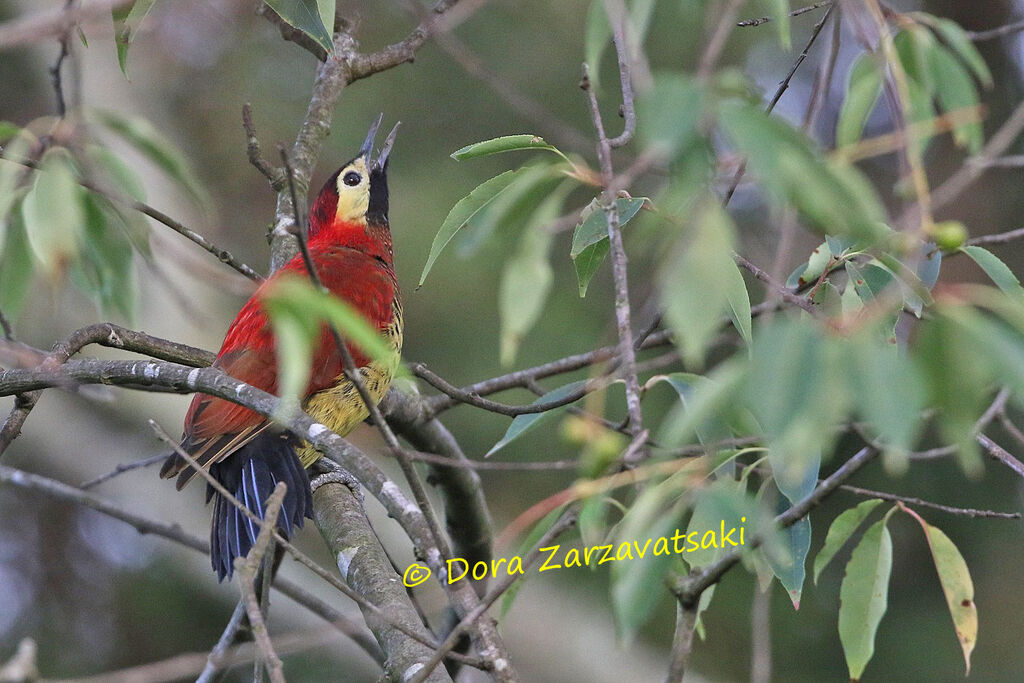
[373,122,400,172]
[359,113,384,160]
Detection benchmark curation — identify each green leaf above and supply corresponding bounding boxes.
[499,186,568,365]
[838,518,893,681]
[850,340,925,472]
[904,511,978,674]
[261,276,399,413]
[316,0,336,38]
[724,253,752,346]
[648,372,732,446]
[962,245,1024,296]
[766,498,810,609]
[0,130,37,251]
[21,148,85,279]
[578,495,609,549]
[486,381,587,457]
[612,497,688,641]
[91,109,210,210]
[786,241,835,290]
[571,197,647,297]
[637,75,705,159]
[0,121,19,143]
[76,195,136,318]
[451,135,561,161]
[571,198,647,258]
[660,201,741,366]
[455,163,557,258]
[764,0,791,49]
[921,15,993,87]
[837,54,883,147]
[573,238,610,298]
[113,0,158,79]
[845,261,875,301]
[584,0,612,92]
[264,0,334,54]
[419,168,529,287]
[0,205,33,317]
[719,100,887,242]
[928,46,983,152]
[813,499,884,584]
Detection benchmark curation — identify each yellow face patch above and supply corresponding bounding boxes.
[334,157,371,224]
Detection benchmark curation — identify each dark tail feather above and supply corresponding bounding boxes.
[208,432,313,581]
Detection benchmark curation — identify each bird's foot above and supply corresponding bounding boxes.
[310,469,363,502]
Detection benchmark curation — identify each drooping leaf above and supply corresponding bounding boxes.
[838,517,894,681]
[612,498,689,641]
[260,275,398,411]
[660,201,742,366]
[837,54,884,147]
[75,194,136,318]
[813,498,884,584]
[486,381,588,457]
[917,15,993,87]
[499,186,569,365]
[90,109,210,209]
[21,148,84,279]
[451,135,561,161]
[637,75,706,160]
[765,493,811,609]
[961,245,1024,297]
[113,0,158,79]
[719,100,887,242]
[903,510,978,674]
[0,206,33,317]
[263,0,334,54]
[316,0,336,38]
[927,46,983,152]
[583,0,612,92]
[763,0,791,49]
[419,168,529,287]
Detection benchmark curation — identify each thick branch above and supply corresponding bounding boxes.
[313,479,453,682]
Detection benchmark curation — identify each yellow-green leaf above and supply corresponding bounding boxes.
[904,509,978,674]
[838,518,893,681]
[813,499,884,584]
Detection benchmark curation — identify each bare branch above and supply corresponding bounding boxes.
[967,19,1024,42]
[737,1,832,27]
[243,103,286,190]
[696,0,744,81]
[196,601,247,683]
[838,484,1020,519]
[234,483,288,683]
[78,453,166,489]
[976,433,1024,479]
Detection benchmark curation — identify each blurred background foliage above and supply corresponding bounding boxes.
[2,0,1024,681]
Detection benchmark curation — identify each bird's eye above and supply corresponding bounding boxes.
[342,171,362,187]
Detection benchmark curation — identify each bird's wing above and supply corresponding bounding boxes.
[163,246,398,488]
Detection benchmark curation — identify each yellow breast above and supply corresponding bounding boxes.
[297,299,403,467]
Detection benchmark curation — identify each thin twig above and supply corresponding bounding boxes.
[966,227,1024,247]
[839,484,1020,519]
[977,433,1024,479]
[243,104,285,190]
[408,508,578,683]
[5,156,262,282]
[234,483,287,683]
[581,48,644,447]
[697,0,744,80]
[723,3,836,206]
[196,601,247,683]
[738,2,832,27]
[967,19,1024,42]
[734,253,820,316]
[78,453,166,489]
[0,464,385,665]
